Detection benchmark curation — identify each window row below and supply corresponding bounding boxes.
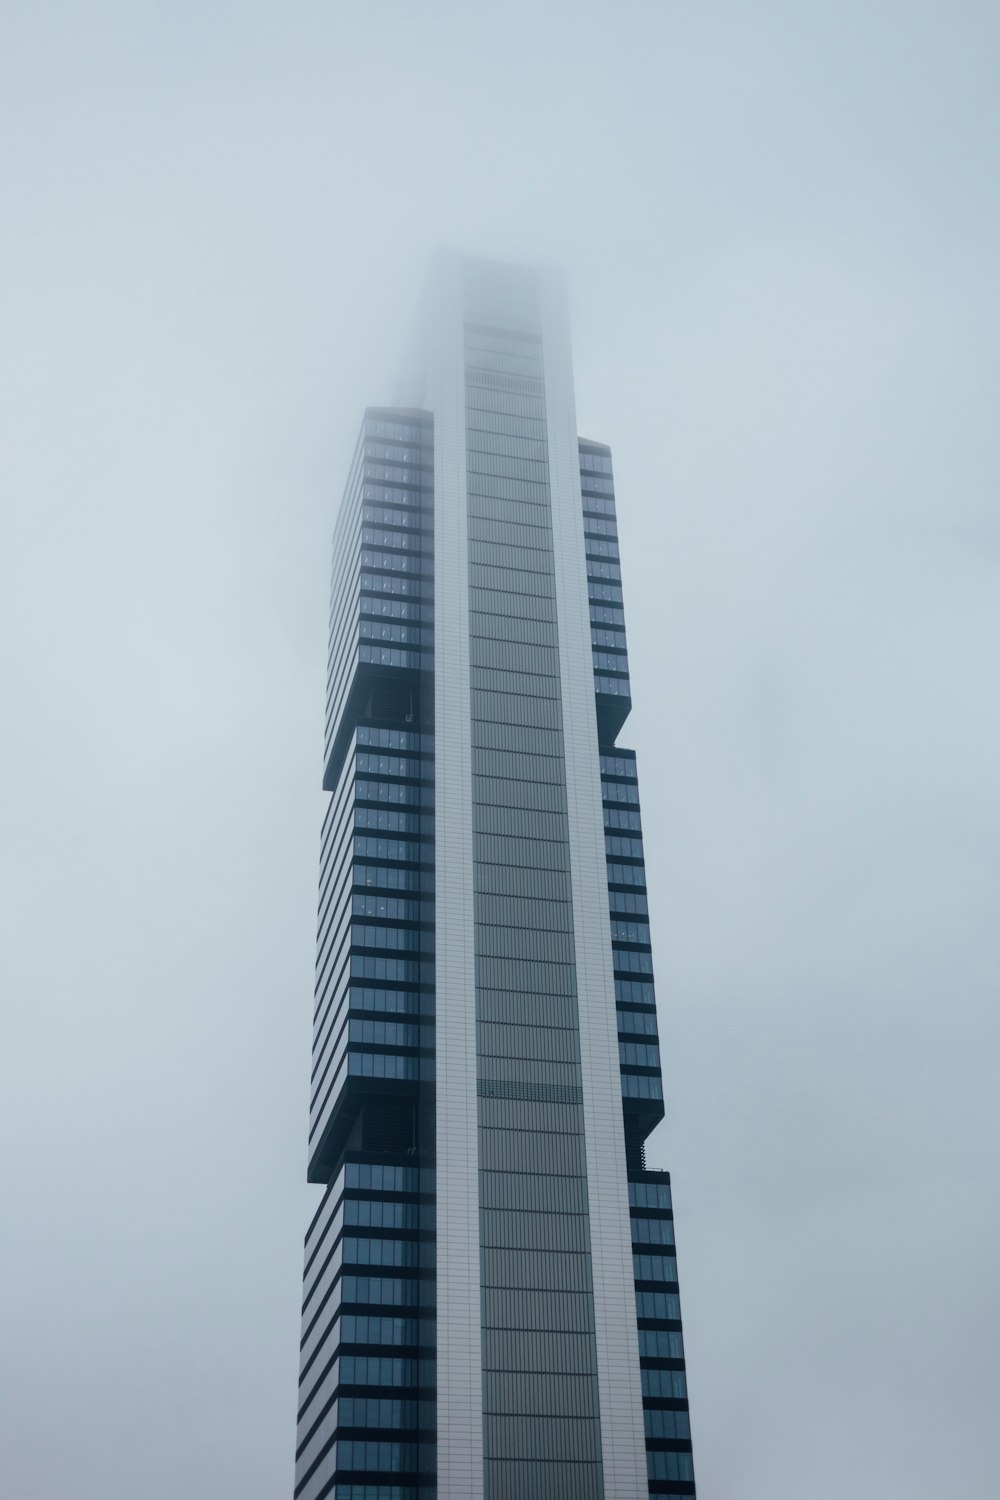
[588,582,624,605]
[361,528,432,553]
[644,1407,691,1440]
[641,1367,687,1399]
[360,550,433,577]
[606,833,644,860]
[347,1053,433,1082]
[341,1276,433,1310]
[361,482,432,506]
[353,836,431,865]
[355,781,426,809]
[364,420,429,445]
[339,1354,434,1388]
[609,890,648,915]
[582,494,618,518]
[591,626,627,649]
[352,894,432,923]
[359,622,426,647]
[618,1009,659,1037]
[631,1216,675,1246]
[633,1254,678,1283]
[619,1041,660,1068]
[629,1181,672,1209]
[351,956,435,985]
[611,920,651,945]
[343,1238,427,1270]
[590,603,626,627]
[357,595,432,623]
[621,1071,662,1098]
[639,1329,685,1359]
[353,867,432,899]
[337,1396,434,1430]
[605,807,642,831]
[354,754,430,782]
[363,463,431,487]
[578,451,613,475]
[647,1450,694,1482]
[339,1317,433,1351]
[343,1163,427,1194]
[636,1291,681,1321]
[355,810,434,835]
[615,949,655,976]
[359,572,423,599]
[348,1019,432,1049]
[335,1438,435,1472]
[362,505,424,530]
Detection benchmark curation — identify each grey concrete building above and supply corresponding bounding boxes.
[294,254,696,1500]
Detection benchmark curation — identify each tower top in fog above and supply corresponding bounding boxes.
[294,255,697,1500]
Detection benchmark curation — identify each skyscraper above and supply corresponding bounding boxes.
[295,254,696,1500]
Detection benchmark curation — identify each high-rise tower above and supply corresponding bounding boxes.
[294,254,696,1500]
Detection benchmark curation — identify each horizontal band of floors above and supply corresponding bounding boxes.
[363,439,432,467]
[604,829,645,856]
[312,953,429,1102]
[301,1319,438,1424]
[325,621,432,769]
[304,1196,434,1315]
[584,522,619,548]
[298,1393,435,1462]
[329,558,432,660]
[296,1445,435,1500]
[303,1225,435,1350]
[611,919,651,942]
[308,1042,432,1178]
[577,444,613,472]
[584,536,620,562]
[586,557,622,583]
[302,1282,436,1378]
[363,410,432,441]
[592,647,629,674]
[581,481,617,504]
[305,1464,434,1500]
[582,498,618,523]
[320,809,433,913]
[311,1009,433,1131]
[591,626,628,654]
[609,889,649,916]
[359,526,433,557]
[302,1353,435,1413]
[314,932,434,1083]
[618,1011,659,1040]
[297,1420,435,1500]
[590,604,626,630]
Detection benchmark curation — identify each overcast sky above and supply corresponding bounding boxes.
[2,3,998,1497]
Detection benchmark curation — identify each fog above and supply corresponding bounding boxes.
[2,3,998,1496]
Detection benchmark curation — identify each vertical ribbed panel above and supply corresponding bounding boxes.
[462,260,604,1500]
[427,250,485,1500]
[539,268,649,1499]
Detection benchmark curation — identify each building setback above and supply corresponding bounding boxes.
[294,254,696,1499]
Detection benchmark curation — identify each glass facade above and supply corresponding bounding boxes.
[294,259,696,1499]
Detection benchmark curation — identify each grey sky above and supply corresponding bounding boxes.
[2,3,998,1496]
